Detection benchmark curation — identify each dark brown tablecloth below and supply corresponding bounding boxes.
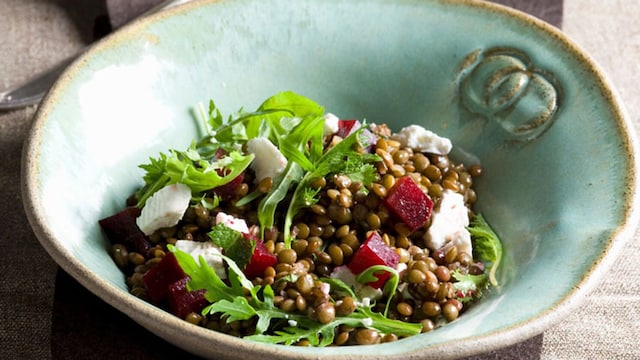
[7,1,640,359]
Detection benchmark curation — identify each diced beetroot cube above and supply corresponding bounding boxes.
[142,252,186,303]
[347,232,400,288]
[167,277,208,319]
[213,172,245,201]
[243,239,277,278]
[99,207,150,254]
[336,119,361,138]
[383,176,434,232]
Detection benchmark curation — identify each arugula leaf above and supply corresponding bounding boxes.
[468,213,503,287]
[282,128,381,246]
[169,245,241,303]
[356,265,399,317]
[208,296,257,323]
[170,245,421,347]
[245,305,421,346]
[136,144,254,207]
[256,162,304,237]
[319,277,357,299]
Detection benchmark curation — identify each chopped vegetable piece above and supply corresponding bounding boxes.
[142,252,186,303]
[243,237,277,278]
[167,277,208,319]
[336,119,361,138]
[347,232,400,289]
[383,176,434,232]
[99,207,150,255]
[212,172,245,201]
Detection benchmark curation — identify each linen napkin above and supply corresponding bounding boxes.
[104,0,563,29]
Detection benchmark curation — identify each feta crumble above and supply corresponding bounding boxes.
[136,183,191,235]
[391,124,452,155]
[246,137,288,183]
[329,266,383,301]
[215,211,249,234]
[423,189,472,254]
[174,240,227,279]
[323,113,340,136]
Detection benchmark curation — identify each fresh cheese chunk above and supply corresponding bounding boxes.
[174,240,226,279]
[392,124,452,155]
[246,137,287,183]
[136,183,191,235]
[423,189,472,255]
[323,113,340,136]
[215,211,249,234]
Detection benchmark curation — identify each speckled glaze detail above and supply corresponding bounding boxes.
[459,47,560,141]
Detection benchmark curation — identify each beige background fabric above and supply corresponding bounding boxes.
[1,0,638,359]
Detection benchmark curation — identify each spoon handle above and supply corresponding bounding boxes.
[0,55,75,111]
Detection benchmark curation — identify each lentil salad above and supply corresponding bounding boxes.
[100,91,502,346]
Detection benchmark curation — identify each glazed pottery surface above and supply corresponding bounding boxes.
[22,0,638,359]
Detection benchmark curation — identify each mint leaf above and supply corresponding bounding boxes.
[208,223,254,269]
[208,223,242,249]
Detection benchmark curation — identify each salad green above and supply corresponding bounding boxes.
[102,90,505,347]
[170,245,422,346]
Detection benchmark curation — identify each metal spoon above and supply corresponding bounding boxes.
[0,0,190,111]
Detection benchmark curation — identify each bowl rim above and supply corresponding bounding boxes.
[20,0,640,358]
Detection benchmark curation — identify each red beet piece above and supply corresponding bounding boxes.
[99,207,150,254]
[243,239,277,278]
[213,172,245,201]
[383,176,434,232]
[347,232,400,288]
[167,277,208,319]
[142,252,186,303]
[336,119,361,138]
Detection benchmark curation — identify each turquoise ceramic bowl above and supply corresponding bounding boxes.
[22,0,639,359]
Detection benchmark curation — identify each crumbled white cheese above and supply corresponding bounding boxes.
[423,189,472,254]
[396,262,408,276]
[215,211,249,234]
[361,318,373,327]
[323,113,340,136]
[246,137,287,183]
[391,124,452,155]
[174,240,227,279]
[329,266,383,301]
[136,183,191,235]
[288,319,298,327]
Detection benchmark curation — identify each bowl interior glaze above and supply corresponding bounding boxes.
[22,0,638,359]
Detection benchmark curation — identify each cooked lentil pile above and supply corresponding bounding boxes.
[101,91,501,346]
